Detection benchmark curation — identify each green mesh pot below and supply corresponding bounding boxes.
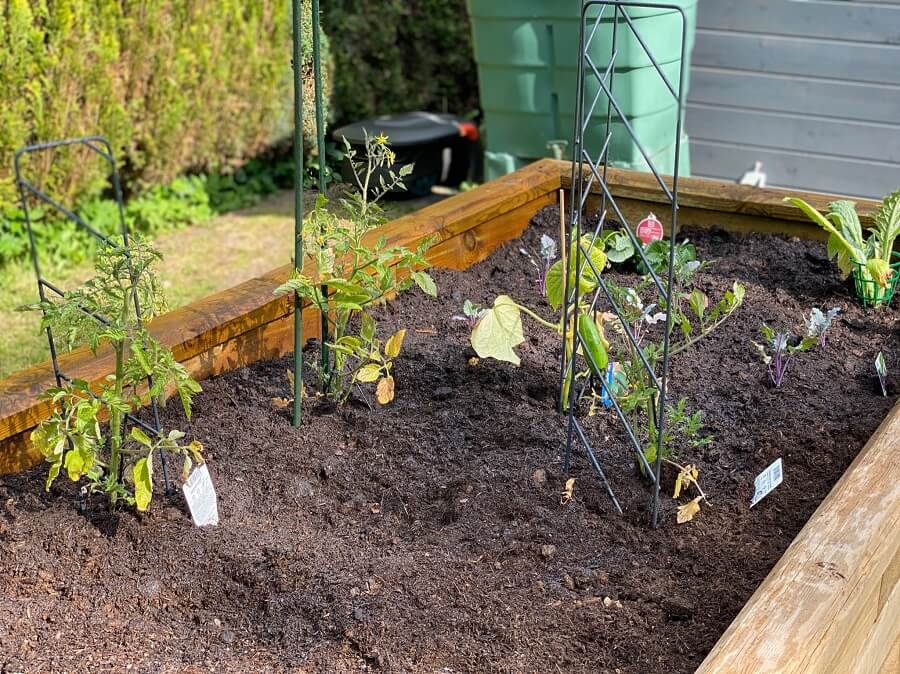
[852,253,900,309]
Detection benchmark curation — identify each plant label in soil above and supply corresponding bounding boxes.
[750,458,783,508]
[636,213,664,244]
[182,464,219,526]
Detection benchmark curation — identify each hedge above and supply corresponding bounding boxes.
[323,0,478,126]
[0,0,330,214]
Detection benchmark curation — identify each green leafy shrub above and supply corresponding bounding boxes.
[0,0,331,215]
[323,0,477,124]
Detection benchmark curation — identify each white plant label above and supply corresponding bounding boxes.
[182,464,219,527]
[750,458,783,508]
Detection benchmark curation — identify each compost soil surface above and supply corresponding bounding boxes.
[2,205,898,673]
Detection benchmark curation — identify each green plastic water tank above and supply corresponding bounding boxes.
[466,0,696,180]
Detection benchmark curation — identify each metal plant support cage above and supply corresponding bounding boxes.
[560,1,688,527]
[14,136,174,499]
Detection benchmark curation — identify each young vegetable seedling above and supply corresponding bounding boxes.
[27,239,203,512]
[520,234,557,296]
[451,299,484,328]
[805,307,840,349]
[875,351,888,396]
[786,189,900,306]
[753,323,817,388]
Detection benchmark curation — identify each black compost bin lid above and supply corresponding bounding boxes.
[332,112,461,147]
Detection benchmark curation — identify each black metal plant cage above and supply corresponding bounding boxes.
[14,137,174,496]
[559,1,688,527]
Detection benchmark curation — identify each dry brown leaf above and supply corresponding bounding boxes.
[468,357,480,366]
[561,478,576,504]
[676,496,703,524]
[376,376,395,405]
[271,397,291,409]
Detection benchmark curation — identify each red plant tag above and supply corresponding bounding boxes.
[636,213,664,244]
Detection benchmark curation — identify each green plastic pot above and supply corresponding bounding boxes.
[466,0,697,180]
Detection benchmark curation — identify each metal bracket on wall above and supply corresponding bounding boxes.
[559,1,688,527]
[14,136,174,497]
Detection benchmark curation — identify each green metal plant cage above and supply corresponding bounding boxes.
[853,252,900,309]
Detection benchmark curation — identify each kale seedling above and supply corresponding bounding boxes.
[753,324,817,388]
[520,234,557,296]
[805,307,840,349]
[875,351,888,396]
[451,299,484,328]
[276,133,437,406]
[27,239,203,511]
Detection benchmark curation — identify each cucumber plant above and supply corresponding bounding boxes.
[276,133,437,405]
[27,238,203,511]
[468,231,743,470]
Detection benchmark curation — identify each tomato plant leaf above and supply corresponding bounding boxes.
[134,455,153,512]
[376,376,395,404]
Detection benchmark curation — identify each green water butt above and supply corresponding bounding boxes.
[484,134,690,183]
[467,0,696,178]
[478,60,690,125]
[485,102,683,164]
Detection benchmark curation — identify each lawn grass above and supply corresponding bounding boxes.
[0,190,439,379]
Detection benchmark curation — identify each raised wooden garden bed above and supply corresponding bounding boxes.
[0,160,897,672]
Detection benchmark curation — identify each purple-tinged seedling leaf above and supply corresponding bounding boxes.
[805,307,840,349]
[875,351,888,396]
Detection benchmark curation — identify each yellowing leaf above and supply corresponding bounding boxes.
[673,464,700,499]
[676,496,703,524]
[561,477,576,504]
[134,455,153,512]
[356,364,382,383]
[181,454,193,482]
[376,376,395,404]
[384,329,407,358]
[468,356,480,366]
[471,295,525,365]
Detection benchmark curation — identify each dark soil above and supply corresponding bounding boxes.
[2,205,898,673]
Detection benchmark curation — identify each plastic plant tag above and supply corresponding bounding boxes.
[636,213,664,245]
[182,464,220,527]
[750,458,783,508]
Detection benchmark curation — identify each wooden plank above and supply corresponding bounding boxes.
[0,160,562,473]
[689,67,900,126]
[690,139,900,201]
[686,103,900,165]
[695,399,900,673]
[584,194,826,241]
[553,158,881,227]
[697,0,900,45]
[882,637,900,674]
[693,30,900,86]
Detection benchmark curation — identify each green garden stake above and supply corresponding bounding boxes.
[312,0,330,383]
[291,0,305,427]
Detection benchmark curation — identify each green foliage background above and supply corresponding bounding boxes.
[0,0,330,213]
[323,0,477,125]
